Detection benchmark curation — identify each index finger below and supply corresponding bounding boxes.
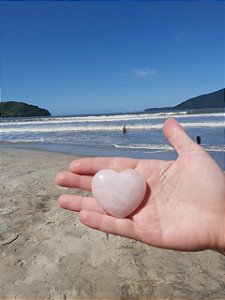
[69,157,139,175]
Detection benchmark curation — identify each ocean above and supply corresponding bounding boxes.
[1,111,224,169]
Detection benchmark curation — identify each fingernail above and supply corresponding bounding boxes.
[70,160,81,170]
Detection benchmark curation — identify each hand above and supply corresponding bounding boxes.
[55,118,225,253]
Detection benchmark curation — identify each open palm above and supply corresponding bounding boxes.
[55,118,224,253]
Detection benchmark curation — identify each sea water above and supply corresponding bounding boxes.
[1,111,224,168]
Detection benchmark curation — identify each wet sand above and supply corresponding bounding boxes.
[0,148,224,299]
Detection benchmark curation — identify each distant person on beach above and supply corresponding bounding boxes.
[55,118,225,255]
[196,135,201,144]
[122,125,127,133]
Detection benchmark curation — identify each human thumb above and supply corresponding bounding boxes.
[163,118,198,155]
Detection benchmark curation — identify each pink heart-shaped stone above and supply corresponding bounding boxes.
[91,169,146,218]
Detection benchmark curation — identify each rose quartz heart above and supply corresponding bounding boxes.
[91,169,146,218]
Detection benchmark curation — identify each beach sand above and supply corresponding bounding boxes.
[0,148,224,299]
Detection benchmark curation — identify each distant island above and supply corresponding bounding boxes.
[145,88,224,113]
[0,101,51,117]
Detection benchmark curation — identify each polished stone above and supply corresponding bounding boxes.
[92,169,146,218]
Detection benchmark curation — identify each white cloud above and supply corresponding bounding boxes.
[134,68,156,77]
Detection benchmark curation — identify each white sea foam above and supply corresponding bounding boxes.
[1,138,47,143]
[1,112,224,126]
[114,144,173,151]
[114,143,225,152]
[204,145,225,152]
[1,120,224,134]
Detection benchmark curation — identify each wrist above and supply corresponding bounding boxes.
[218,228,225,255]
[212,175,225,255]
[211,217,225,255]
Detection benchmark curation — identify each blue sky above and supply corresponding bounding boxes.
[1,1,224,115]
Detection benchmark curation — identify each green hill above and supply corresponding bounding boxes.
[0,101,51,117]
[174,88,224,110]
[145,88,224,113]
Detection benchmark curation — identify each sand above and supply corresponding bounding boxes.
[0,148,224,300]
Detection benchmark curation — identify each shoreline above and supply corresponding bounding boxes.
[0,141,224,170]
[0,147,225,299]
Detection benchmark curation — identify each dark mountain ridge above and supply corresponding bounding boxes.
[145,88,224,113]
[0,101,51,117]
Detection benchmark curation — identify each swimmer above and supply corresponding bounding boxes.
[196,136,201,144]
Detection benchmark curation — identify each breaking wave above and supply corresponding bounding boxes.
[114,143,225,152]
[1,112,224,126]
[1,121,224,134]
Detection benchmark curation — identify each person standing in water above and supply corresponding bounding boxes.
[122,125,127,133]
[196,136,201,144]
